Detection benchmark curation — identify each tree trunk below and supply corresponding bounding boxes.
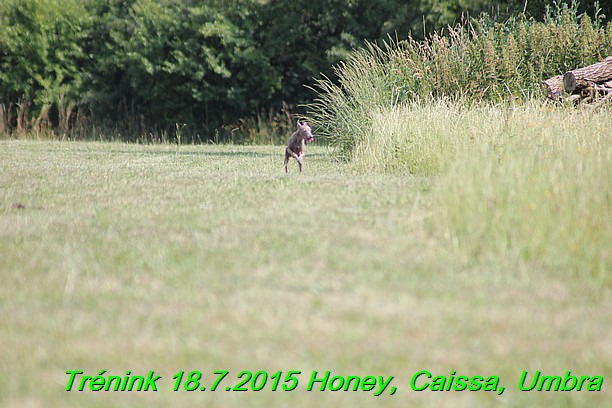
[563,56,612,93]
[541,75,564,100]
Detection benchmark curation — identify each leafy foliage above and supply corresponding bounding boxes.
[81,0,278,140]
[0,0,89,132]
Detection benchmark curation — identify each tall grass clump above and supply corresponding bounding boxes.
[351,100,510,175]
[307,2,612,170]
[306,41,409,161]
[434,103,612,284]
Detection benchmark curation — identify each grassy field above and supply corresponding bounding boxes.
[1,133,610,407]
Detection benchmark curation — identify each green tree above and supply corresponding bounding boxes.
[256,0,407,107]
[0,0,89,130]
[83,0,279,138]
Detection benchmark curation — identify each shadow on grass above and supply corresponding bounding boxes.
[195,150,279,158]
[105,149,329,160]
[84,148,281,158]
[42,141,330,160]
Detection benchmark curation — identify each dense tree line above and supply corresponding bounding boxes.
[1,0,610,141]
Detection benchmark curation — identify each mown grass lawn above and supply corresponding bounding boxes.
[0,140,610,407]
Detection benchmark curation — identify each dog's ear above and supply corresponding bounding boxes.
[297,120,302,127]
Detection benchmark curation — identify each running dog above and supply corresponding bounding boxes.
[284,120,314,173]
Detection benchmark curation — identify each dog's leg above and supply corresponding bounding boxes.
[297,153,304,173]
[285,147,297,172]
[285,146,299,173]
[284,152,290,173]
[286,147,299,160]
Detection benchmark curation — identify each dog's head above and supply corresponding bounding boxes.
[297,120,314,143]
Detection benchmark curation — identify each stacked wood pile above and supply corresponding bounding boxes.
[541,56,612,104]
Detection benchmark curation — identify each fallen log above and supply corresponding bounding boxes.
[541,75,564,100]
[541,57,612,104]
[563,56,612,93]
